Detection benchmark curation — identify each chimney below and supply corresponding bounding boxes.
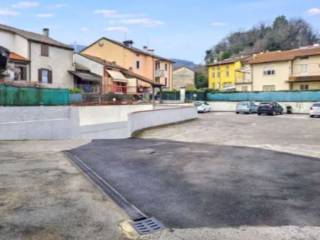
[143,46,148,51]
[148,49,154,54]
[43,28,49,37]
[123,40,134,48]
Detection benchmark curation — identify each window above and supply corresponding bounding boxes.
[136,61,140,69]
[13,65,27,81]
[241,86,248,92]
[300,84,309,90]
[155,77,160,83]
[262,85,276,91]
[41,44,49,57]
[217,72,221,78]
[165,77,168,86]
[38,69,52,84]
[263,69,275,76]
[155,61,160,70]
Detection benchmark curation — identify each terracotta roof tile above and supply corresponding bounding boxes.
[249,46,320,64]
[9,52,29,62]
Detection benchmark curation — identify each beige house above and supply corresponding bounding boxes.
[249,46,320,91]
[0,24,74,88]
[81,38,174,93]
[173,67,195,89]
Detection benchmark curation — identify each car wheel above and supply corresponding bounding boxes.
[310,115,314,118]
[258,113,261,116]
[236,112,239,114]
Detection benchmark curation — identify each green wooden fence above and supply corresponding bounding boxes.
[0,84,70,106]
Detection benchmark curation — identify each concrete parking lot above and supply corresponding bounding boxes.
[139,112,320,158]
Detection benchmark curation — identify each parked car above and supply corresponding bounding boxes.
[257,102,284,116]
[310,102,320,118]
[194,101,211,113]
[236,101,258,114]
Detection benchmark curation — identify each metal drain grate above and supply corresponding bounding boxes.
[132,217,165,235]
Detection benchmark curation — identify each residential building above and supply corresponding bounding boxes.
[0,24,74,88]
[71,54,159,95]
[207,56,250,91]
[173,66,195,89]
[80,38,174,93]
[249,46,320,91]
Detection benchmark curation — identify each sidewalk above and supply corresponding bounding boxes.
[0,140,131,240]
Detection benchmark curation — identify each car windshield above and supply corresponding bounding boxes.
[238,102,249,106]
[194,102,203,107]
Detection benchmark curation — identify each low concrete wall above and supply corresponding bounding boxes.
[208,101,314,114]
[128,107,198,134]
[0,107,79,140]
[0,105,197,140]
[79,105,153,126]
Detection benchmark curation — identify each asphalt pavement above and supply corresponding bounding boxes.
[69,138,320,229]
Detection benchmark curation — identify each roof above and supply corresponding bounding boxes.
[81,37,175,63]
[249,46,320,64]
[69,70,102,83]
[207,56,250,67]
[9,52,29,63]
[80,54,162,87]
[0,24,73,50]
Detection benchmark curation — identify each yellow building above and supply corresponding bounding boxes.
[207,57,250,91]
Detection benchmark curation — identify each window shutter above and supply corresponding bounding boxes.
[48,70,52,84]
[38,69,42,83]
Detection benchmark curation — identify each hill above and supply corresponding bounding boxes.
[205,16,319,64]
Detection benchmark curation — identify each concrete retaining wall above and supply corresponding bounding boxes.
[0,107,79,140]
[0,105,197,140]
[79,105,153,126]
[128,107,198,134]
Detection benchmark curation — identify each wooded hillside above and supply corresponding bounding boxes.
[205,16,319,64]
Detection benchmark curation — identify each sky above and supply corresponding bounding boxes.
[0,0,320,63]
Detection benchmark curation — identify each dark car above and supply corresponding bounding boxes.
[257,102,284,116]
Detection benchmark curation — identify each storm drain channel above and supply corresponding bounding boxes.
[66,152,166,235]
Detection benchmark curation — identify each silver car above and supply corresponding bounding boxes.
[236,101,258,114]
[310,102,320,118]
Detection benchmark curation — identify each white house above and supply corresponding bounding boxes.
[0,24,74,89]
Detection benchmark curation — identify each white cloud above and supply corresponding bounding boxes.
[0,9,19,16]
[211,21,227,27]
[105,26,129,33]
[52,3,67,9]
[36,13,54,18]
[12,1,39,9]
[307,8,320,15]
[80,27,89,32]
[94,9,132,18]
[120,18,164,27]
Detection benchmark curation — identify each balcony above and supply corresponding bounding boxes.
[290,64,320,82]
[155,69,165,78]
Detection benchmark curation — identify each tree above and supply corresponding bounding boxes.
[195,72,208,89]
[205,16,319,64]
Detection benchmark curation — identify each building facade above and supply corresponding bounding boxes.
[250,46,320,91]
[173,67,195,90]
[0,24,74,89]
[80,38,174,92]
[208,57,250,91]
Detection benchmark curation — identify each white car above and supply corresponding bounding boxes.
[310,102,320,118]
[194,101,211,113]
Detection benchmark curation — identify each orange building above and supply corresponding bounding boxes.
[81,37,174,94]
